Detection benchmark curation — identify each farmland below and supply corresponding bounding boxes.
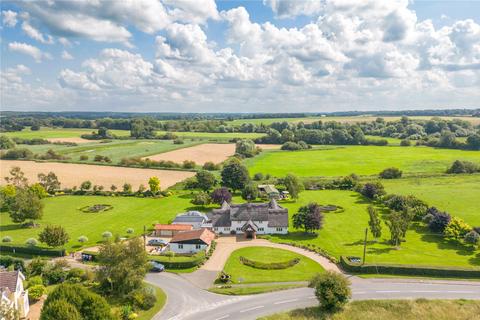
[0,160,195,189]
[222,246,324,283]
[155,130,265,140]
[244,146,480,177]
[3,127,130,139]
[143,143,236,165]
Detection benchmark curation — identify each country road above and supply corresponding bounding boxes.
[145,272,480,320]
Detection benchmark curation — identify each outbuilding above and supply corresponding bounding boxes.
[153,224,193,237]
[169,228,215,254]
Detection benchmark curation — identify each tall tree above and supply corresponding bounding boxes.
[9,188,44,225]
[284,173,303,200]
[39,225,70,247]
[148,176,160,194]
[385,211,410,246]
[38,172,61,194]
[221,158,250,191]
[293,202,324,233]
[4,166,28,187]
[96,238,149,297]
[241,182,259,201]
[195,170,216,191]
[235,139,257,158]
[367,205,382,240]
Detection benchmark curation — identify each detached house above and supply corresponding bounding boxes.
[209,200,288,238]
[169,228,215,254]
[0,270,29,318]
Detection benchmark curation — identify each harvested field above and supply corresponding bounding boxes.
[143,143,236,165]
[257,144,281,150]
[0,160,194,189]
[48,137,93,144]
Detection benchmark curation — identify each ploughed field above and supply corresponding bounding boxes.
[0,160,194,190]
[244,145,480,177]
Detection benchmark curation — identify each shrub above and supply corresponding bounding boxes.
[126,228,134,234]
[0,255,25,271]
[102,231,113,240]
[79,155,88,161]
[253,173,264,181]
[28,275,44,287]
[447,160,480,174]
[42,265,68,285]
[428,208,451,233]
[400,139,411,146]
[444,217,472,239]
[360,182,385,199]
[27,257,47,276]
[379,167,402,179]
[239,256,300,269]
[39,225,70,247]
[191,192,211,205]
[2,236,12,243]
[182,160,196,169]
[173,139,184,144]
[311,271,351,311]
[127,287,157,310]
[202,161,219,171]
[78,235,89,243]
[25,238,38,246]
[28,284,46,301]
[464,230,480,245]
[40,299,81,320]
[1,148,34,160]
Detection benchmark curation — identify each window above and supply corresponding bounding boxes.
[214,227,218,231]
[195,244,202,249]
[178,244,183,249]
[276,227,283,232]
[258,227,264,231]
[236,227,241,231]
[224,227,230,231]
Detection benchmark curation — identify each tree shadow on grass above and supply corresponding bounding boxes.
[414,224,476,257]
[468,252,480,266]
[0,224,24,232]
[350,193,371,205]
[71,245,82,249]
[270,231,318,241]
[344,239,378,246]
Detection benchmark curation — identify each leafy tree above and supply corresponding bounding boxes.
[96,238,149,297]
[221,158,250,191]
[29,183,48,199]
[28,284,46,301]
[191,191,211,205]
[386,211,410,246]
[4,167,28,187]
[466,133,480,150]
[235,139,257,157]
[41,299,81,320]
[148,176,160,194]
[379,167,402,179]
[37,172,61,194]
[444,217,471,240]
[464,230,480,245]
[360,182,386,199]
[292,202,324,233]
[130,118,156,139]
[446,160,479,174]
[0,185,16,211]
[210,187,232,204]
[39,225,70,247]
[428,208,451,233]
[182,160,196,169]
[123,183,132,193]
[283,173,303,200]
[367,206,382,239]
[0,135,16,149]
[80,181,92,191]
[195,170,216,191]
[202,161,219,171]
[9,188,44,224]
[241,182,259,201]
[310,271,351,312]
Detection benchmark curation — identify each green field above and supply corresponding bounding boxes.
[266,190,480,268]
[222,246,324,283]
[3,127,130,139]
[244,146,480,177]
[156,130,265,140]
[383,175,480,226]
[259,299,480,320]
[0,194,200,251]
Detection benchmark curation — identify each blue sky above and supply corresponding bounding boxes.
[1,0,479,112]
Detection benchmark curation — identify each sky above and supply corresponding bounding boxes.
[1,0,479,113]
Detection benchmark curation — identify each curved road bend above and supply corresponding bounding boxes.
[146,272,480,320]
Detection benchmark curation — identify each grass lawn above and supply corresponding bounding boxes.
[383,174,480,226]
[0,193,203,251]
[244,145,480,177]
[258,299,480,320]
[267,190,480,269]
[209,283,304,295]
[3,127,130,139]
[222,246,324,284]
[364,135,402,145]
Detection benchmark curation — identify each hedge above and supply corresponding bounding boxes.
[340,256,480,278]
[0,245,65,257]
[0,255,26,271]
[239,256,300,270]
[149,252,205,269]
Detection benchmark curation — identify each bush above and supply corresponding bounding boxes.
[173,139,184,144]
[446,160,480,174]
[127,287,157,311]
[379,167,402,179]
[191,191,211,205]
[210,187,232,204]
[239,256,300,270]
[26,238,38,246]
[182,160,196,169]
[42,265,68,285]
[41,299,81,320]
[0,245,65,257]
[2,236,12,243]
[464,230,480,245]
[126,228,134,234]
[253,173,264,181]
[400,139,411,146]
[79,155,88,161]
[360,182,385,199]
[102,231,113,240]
[1,148,34,160]
[28,284,46,301]
[428,208,451,233]
[0,255,25,271]
[444,217,472,240]
[27,275,44,287]
[311,271,351,311]
[203,161,219,171]
[78,235,89,243]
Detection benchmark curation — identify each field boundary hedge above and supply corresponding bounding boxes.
[340,256,480,278]
[0,245,65,257]
[239,256,300,270]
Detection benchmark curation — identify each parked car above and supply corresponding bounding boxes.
[149,261,165,272]
[148,239,168,246]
